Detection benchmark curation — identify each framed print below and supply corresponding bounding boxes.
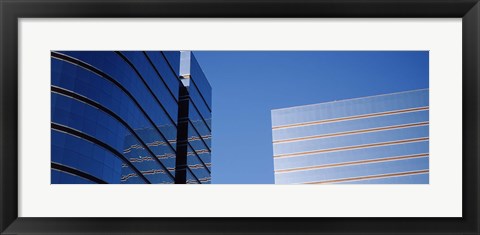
[1,0,479,234]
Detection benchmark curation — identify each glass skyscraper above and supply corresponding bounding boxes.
[271,89,429,184]
[51,51,211,184]
[176,52,212,184]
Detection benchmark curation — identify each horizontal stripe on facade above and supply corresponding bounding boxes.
[274,140,428,170]
[188,119,212,153]
[121,173,140,182]
[272,106,429,130]
[274,125,428,156]
[335,173,428,184]
[273,137,429,158]
[186,167,201,184]
[275,157,428,184]
[186,152,211,179]
[273,109,428,142]
[302,169,429,184]
[273,121,429,144]
[275,153,429,174]
[182,92,212,175]
[186,146,211,174]
[185,122,211,174]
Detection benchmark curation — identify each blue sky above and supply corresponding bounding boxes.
[193,51,429,184]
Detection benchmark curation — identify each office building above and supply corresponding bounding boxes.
[176,51,212,184]
[51,51,211,184]
[271,89,429,184]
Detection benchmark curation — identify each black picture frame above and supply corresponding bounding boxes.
[1,0,479,234]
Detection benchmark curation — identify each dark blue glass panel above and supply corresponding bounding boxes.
[124,129,176,176]
[120,51,179,120]
[163,51,181,76]
[55,51,178,127]
[145,51,181,97]
[51,58,178,152]
[190,53,212,109]
[52,130,123,183]
[188,104,211,149]
[52,169,95,184]
[187,146,211,184]
[51,51,212,184]
[51,93,174,183]
[186,170,200,184]
[189,83,212,130]
[119,163,148,184]
[187,123,211,169]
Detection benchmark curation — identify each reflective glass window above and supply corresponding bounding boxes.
[51,170,96,184]
[275,157,429,184]
[51,93,174,183]
[189,82,212,130]
[273,110,428,141]
[274,125,428,156]
[187,146,211,184]
[55,51,178,127]
[163,51,181,76]
[51,57,178,150]
[274,140,429,170]
[190,54,212,109]
[145,51,181,97]
[120,51,179,120]
[188,104,211,149]
[333,173,429,184]
[272,89,429,127]
[186,170,200,184]
[187,123,211,168]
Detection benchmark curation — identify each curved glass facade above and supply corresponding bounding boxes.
[51,51,212,184]
[271,89,429,184]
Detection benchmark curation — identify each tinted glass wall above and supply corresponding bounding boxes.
[181,54,212,184]
[51,51,212,184]
[271,89,429,184]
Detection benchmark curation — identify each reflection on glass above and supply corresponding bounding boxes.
[271,89,429,184]
[51,51,212,184]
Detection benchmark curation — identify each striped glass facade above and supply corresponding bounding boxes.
[271,89,429,184]
[51,51,211,184]
[177,54,212,184]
